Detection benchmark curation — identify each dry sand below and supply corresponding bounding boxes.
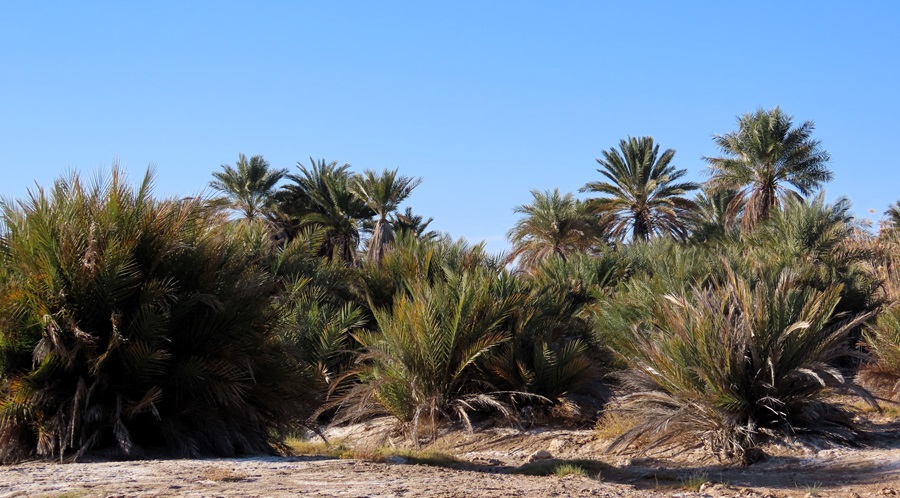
[2,418,900,497]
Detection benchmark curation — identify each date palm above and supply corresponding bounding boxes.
[608,266,874,463]
[210,153,287,221]
[334,268,524,442]
[390,207,438,242]
[885,201,900,231]
[704,107,832,232]
[580,136,697,242]
[278,159,373,263]
[506,189,605,271]
[689,186,743,242]
[0,168,313,462]
[352,169,422,262]
[859,305,900,401]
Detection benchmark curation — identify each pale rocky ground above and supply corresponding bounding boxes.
[2,417,900,497]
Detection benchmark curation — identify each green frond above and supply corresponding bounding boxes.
[334,254,522,442]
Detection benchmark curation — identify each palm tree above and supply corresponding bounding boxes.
[210,153,287,221]
[0,168,315,462]
[746,194,878,317]
[688,186,743,242]
[859,305,900,401]
[608,265,874,463]
[277,159,373,263]
[352,169,422,262]
[885,201,900,231]
[580,136,698,242]
[333,268,523,442]
[506,189,605,271]
[390,207,438,241]
[704,107,832,231]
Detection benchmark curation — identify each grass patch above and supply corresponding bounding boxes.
[679,471,710,491]
[594,410,637,440]
[285,438,351,458]
[848,399,900,418]
[796,482,823,497]
[286,438,460,467]
[372,448,460,467]
[554,463,588,477]
[515,458,608,477]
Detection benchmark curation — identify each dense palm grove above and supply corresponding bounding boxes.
[2,107,900,465]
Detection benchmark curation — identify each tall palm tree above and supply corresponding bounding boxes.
[506,189,605,271]
[704,107,832,231]
[580,136,698,242]
[210,153,287,221]
[277,159,373,263]
[352,169,421,262]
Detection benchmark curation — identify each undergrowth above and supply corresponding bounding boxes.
[515,458,608,477]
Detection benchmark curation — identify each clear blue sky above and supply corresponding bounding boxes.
[3,2,898,254]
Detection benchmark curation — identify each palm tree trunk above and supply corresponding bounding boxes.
[368,217,395,263]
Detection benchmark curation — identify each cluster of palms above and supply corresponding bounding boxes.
[508,107,900,462]
[510,107,833,268]
[210,155,432,263]
[3,106,900,465]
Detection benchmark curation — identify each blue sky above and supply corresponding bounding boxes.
[2,2,898,254]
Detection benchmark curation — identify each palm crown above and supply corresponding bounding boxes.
[210,153,287,221]
[885,201,900,231]
[352,169,422,262]
[278,159,373,263]
[704,107,832,231]
[580,136,697,242]
[507,188,604,271]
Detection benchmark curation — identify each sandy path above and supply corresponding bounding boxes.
[0,457,648,497]
[4,419,900,497]
[4,450,900,498]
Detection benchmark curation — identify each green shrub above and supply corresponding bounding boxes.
[679,471,710,491]
[484,254,618,407]
[0,169,315,462]
[358,234,503,311]
[745,194,879,317]
[607,266,874,464]
[858,305,900,400]
[333,267,523,443]
[279,277,366,398]
[514,458,608,477]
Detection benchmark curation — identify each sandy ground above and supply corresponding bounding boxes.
[3,418,900,497]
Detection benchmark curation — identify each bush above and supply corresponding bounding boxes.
[606,266,874,464]
[333,266,524,443]
[484,254,619,410]
[357,233,504,311]
[0,169,315,462]
[744,194,879,318]
[279,277,366,400]
[858,305,900,400]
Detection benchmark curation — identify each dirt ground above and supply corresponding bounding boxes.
[3,417,900,497]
